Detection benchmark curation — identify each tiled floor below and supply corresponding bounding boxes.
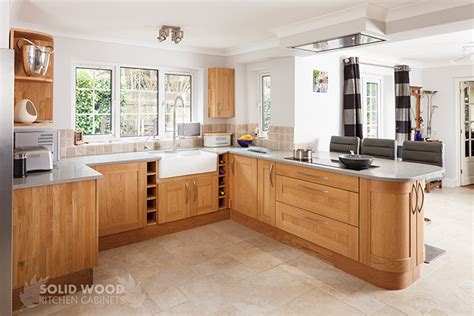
[16,186,473,315]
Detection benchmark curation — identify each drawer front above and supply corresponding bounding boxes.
[276,202,359,260]
[276,163,359,192]
[276,176,359,226]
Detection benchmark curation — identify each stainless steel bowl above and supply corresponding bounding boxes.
[17,38,54,77]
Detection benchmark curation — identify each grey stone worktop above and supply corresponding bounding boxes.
[13,147,444,190]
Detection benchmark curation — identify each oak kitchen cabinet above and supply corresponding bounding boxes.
[13,180,98,289]
[257,159,276,226]
[208,67,235,118]
[93,162,147,236]
[159,173,218,223]
[230,154,258,219]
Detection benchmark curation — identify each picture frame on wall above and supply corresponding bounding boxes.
[313,70,328,93]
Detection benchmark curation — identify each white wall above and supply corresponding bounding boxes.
[422,64,474,186]
[53,36,226,129]
[292,52,423,151]
[237,57,296,127]
[0,0,10,49]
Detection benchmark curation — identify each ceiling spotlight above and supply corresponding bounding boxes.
[157,28,168,42]
[157,26,183,44]
[172,29,184,44]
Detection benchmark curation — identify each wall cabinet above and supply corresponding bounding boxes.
[13,180,97,289]
[93,162,147,236]
[230,155,258,219]
[159,173,218,223]
[257,159,276,226]
[208,67,235,118]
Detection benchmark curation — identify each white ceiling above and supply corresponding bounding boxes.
[10,0,422,54]
[354,30,474,67]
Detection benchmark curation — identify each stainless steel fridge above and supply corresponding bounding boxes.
[0,48,14,314]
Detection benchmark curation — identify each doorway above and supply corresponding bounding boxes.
[460,81,474,186]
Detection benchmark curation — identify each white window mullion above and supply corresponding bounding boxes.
[113,66,121,138]
[158,71,166,138]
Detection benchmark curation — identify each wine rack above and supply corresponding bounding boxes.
[217,153,229,210]
[146,160,158,225]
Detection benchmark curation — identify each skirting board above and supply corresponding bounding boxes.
[12,269,93,311]
[230,209,420,290]
[100,209,230,251]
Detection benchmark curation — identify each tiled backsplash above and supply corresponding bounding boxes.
[59,124,294,157]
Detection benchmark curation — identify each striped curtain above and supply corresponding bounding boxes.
[343,57,363,138]
[394,65,411,151]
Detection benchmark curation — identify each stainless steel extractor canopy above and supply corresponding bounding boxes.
[291,33,385,53]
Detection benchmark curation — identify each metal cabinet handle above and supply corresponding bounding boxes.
[297,213,328,225]
[185,181,189,204]
[297,172,328,180]
[417,182,424,213]
[269,163,274,187]
[297,184,328,194]
[411,183,418,214]
[231,158,235,175]
[193,179,197,202]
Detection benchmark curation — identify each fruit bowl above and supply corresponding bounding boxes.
[338,154,374,170]
[237,139,252,147]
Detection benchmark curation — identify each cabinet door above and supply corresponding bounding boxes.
[416,180,425,265]
[257,159,276,226]
[192,174,218,216]
[94,162,147,236]
[159,179,191,223]
[218,68,235,117]
[13,180,97,289]
[208,68,234,118]
[231,155,258,218]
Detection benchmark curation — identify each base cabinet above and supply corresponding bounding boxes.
[231,155,258,219]
[159,173,218,224]
[93,162,147,236]
[359,179,425,273]
[12,180,98,289]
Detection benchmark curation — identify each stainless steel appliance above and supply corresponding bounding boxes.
[14,130,60,163]
[177,122,200,137]
[15,147,53,172]
[0,48,14,314]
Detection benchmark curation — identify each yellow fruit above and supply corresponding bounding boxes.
[239,135,253,141]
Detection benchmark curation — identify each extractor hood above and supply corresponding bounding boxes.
[291,33,385,53]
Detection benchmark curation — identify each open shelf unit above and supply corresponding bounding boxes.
[10,28,54,127]
[217,153,229,210]
[146,161,158,225]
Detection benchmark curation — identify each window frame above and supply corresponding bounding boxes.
[72,61,196,141]
[258,72,271,137]
[163,72,193,135]
[361,75,383,138]
[119,66,160,138]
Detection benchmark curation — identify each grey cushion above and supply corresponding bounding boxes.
[361,138,397,160]
[330,136,360,154]
[402,141,444,167]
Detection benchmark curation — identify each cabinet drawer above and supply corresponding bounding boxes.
[276,163,359,192]
[276,176,358,226]
[276,202,359,260]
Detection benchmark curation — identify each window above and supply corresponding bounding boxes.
[75,67,113,135]
[120,67,159,137]
[260,74,271,132]
[362,76,382,138]
[74,64,194,139]
[164,74,192,132]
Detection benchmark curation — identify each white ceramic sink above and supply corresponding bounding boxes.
[150,150,217,179]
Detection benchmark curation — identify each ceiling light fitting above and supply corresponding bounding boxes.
[157,26,183,44]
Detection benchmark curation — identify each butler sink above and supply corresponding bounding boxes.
[150,150,217,179]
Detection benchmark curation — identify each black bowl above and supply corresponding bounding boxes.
[338,154,374,170]
[237,139,252,147]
